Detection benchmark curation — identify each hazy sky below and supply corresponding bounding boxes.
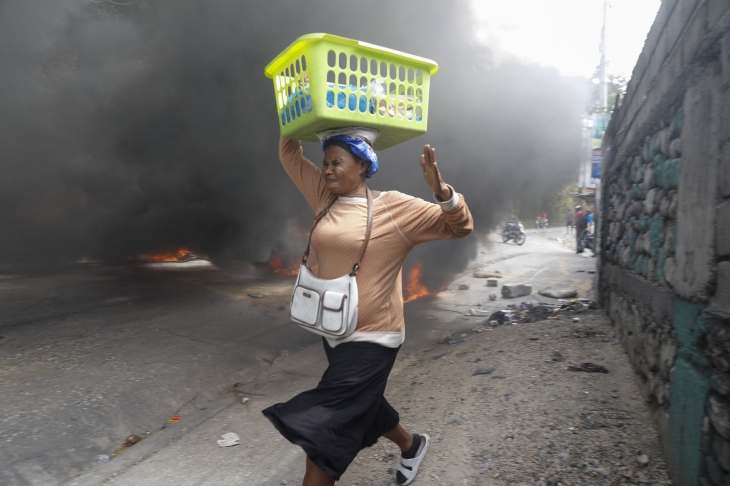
[470,0,661,79]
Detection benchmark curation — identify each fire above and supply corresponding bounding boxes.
[147,248,194,262]
[268,252,317,277]
[403,262,434,303]
[269,257,299,276]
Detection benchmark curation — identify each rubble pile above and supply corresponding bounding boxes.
[466,299,597,330]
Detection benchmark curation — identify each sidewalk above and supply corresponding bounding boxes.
[67,231,671,486]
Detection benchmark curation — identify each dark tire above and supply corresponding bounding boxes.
[502,232,510,243]
[515,232,526,245]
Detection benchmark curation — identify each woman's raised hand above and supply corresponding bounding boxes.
[419,144,452,201]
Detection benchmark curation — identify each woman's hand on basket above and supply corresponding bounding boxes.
[420,144,452,201]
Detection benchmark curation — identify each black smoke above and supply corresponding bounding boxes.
[0,0,586,286]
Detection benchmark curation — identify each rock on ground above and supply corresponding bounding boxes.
[539,288,578,299]
[501,284,532,298]
[473,271,503,278]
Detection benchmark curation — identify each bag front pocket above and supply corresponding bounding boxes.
[291,286,321,326]
[321,291,347,332]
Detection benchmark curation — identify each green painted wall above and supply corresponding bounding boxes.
[668,298,709,486]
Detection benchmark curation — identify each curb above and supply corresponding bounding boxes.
[63,393,237,486]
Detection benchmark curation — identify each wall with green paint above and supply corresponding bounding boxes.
[598,1,730,485]
[669,299,709,486]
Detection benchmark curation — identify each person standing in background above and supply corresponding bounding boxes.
[586,209,595,234]
[566,209,574,234]
[574,205,586,253]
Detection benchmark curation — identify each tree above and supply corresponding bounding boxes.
[587,66,627,115]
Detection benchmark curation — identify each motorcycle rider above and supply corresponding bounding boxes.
[502,214,525,244]
[504,215,518,238]
[536,210,548,229]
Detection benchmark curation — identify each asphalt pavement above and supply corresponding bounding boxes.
[0,226,595,485]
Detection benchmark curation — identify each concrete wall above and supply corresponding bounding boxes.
[599,1,730,485]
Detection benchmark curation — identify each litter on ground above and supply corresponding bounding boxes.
[567,363,609,373]
[217,432,240,447]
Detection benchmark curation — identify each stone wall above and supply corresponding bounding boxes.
[599,1,730,485]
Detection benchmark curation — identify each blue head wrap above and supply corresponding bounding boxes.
[322,134,379,178]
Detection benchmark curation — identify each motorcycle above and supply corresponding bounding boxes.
[536,216,548,229]
[502,221,526,245]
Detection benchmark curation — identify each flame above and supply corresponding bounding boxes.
[269,257,300,276]
[147,248,194,262]
[268,253,319,277]
[404,262,434,303]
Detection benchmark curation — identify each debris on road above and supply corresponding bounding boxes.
[216,432,240,447]
[472,367,496,376]
[551,351,565,362]
[464,308,491,316]
[448,338,467,345]
[488,291,497,300]
[487,310,511,326]
[473,270,503,278]
[538,287,578,299]
[473,299,599,328]
[567,363,609,373]
[486,279,498,287]
[519,304,554,323]
[501,283,532,298]
[561,299,594,312]
[92,455,110,467]
[241,397,249,404]
[124,435,143,447]
[458,283,470,290]
[247,293,267,298]
[168,415,182,423]
[437,331,453,344]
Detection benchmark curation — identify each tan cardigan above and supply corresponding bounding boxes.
[280,138,473,347]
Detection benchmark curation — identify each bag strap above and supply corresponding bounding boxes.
[301,188,374,278]
[350,187,373,276]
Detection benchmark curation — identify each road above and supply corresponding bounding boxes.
[1,227,596,485]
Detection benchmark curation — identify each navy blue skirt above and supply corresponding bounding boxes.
[262,339,401,480]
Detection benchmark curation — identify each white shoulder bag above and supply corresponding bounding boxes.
[289,188,373,338]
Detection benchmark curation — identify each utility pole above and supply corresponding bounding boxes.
[599,0,608,111]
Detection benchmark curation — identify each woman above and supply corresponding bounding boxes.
[263,130,473,486]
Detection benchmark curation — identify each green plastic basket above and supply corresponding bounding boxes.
[264,33,439,150]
